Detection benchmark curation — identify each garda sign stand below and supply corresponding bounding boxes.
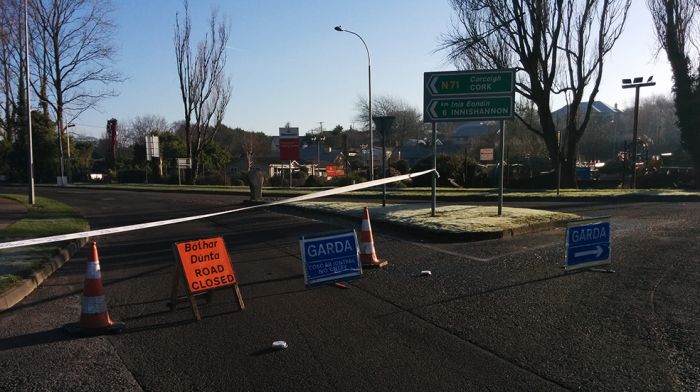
[565,217,612,271]
[300,230,362,288]
[171,236,245,320]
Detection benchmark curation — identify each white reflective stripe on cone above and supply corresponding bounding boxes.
[361,220,371,231]
[82,296,107,314]
[360,243,375,254]
[85,261,101,279]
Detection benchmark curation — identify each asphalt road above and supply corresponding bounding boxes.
[0,186,698,391]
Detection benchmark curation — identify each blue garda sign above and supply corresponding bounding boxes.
[300,230,362,288]
[565,217,611,271]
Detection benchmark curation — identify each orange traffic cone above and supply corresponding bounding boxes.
[359,207,388,268]
[65,242,124,335]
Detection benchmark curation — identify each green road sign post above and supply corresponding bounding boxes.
[423,69,516,217]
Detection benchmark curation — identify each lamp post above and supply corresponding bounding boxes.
[65,124,75,183]
[57,123,66,186]
[622,76,655,189]
[334,25,373,180]
[23,0,35,203]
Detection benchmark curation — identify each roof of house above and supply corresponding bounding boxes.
[552,101,620,117]
[299,146,343,164]
[452,122,497,138]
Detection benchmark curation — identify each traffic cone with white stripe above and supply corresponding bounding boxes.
[359,207,388,268]
[64,242,124,335]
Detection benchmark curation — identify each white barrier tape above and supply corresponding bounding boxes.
[0,169,436,250]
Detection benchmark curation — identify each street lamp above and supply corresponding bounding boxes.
[57,123,66,186]
[23,0,35,203]
[334,25,373,180]
[622,76,655,189]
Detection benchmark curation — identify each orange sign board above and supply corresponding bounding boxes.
[173,237,237,293]
[326,165,345,177]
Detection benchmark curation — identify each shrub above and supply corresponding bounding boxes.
[117,170,146,183]
[391,159,410,174]
[304,175,327,187]
[195,174,225,185]
[410,154,464,187]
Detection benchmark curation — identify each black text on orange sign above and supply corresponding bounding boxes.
[176,237,237,293]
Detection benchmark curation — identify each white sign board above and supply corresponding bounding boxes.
[176,158,191,168]
[146,136,160,160]
[279,127,299,138]
[480,148,494,161]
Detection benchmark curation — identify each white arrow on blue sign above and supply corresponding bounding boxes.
[565,218,611,271]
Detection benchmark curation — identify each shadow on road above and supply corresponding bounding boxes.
[0,327,78,351]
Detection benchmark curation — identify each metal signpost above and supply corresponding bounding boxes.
[299,230,362,288]
[424,69,515,216]
[145,136,159,184]
[373,116,395,207]
[279,126,299,188]
[565,217,612,271]
[176,158,191,186]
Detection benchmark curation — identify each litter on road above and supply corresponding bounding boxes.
[272,341,288,350]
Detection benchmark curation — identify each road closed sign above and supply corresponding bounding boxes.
[173,237,237,293]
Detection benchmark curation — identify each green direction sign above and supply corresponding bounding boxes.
[426,96,514,122]
[425,70,514,97]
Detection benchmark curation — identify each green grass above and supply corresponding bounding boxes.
[0,275,22,294]
[0,194,89,295]
[297,201,578,234]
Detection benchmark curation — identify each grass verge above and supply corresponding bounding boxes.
[68,182,700,200]
[296,201,578,234]
[0,194,89,294]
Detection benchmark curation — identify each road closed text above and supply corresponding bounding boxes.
[174,237,237,293]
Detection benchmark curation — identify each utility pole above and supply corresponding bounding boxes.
[622,77,655,189]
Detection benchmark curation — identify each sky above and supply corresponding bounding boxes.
[72,0,674,139]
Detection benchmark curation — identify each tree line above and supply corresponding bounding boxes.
[1,0,696,188]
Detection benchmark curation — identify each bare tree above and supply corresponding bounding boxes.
[0,1,17,139]
[441,0,631,187]
[174,1,232,184]
[647,0,700,186]
[122,114,170,147]
[241,131,264,172]
[0,0,25,141]
[356,95,425,148]
[29,0,123,145]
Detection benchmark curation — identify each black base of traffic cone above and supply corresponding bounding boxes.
[362,259,388,269]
